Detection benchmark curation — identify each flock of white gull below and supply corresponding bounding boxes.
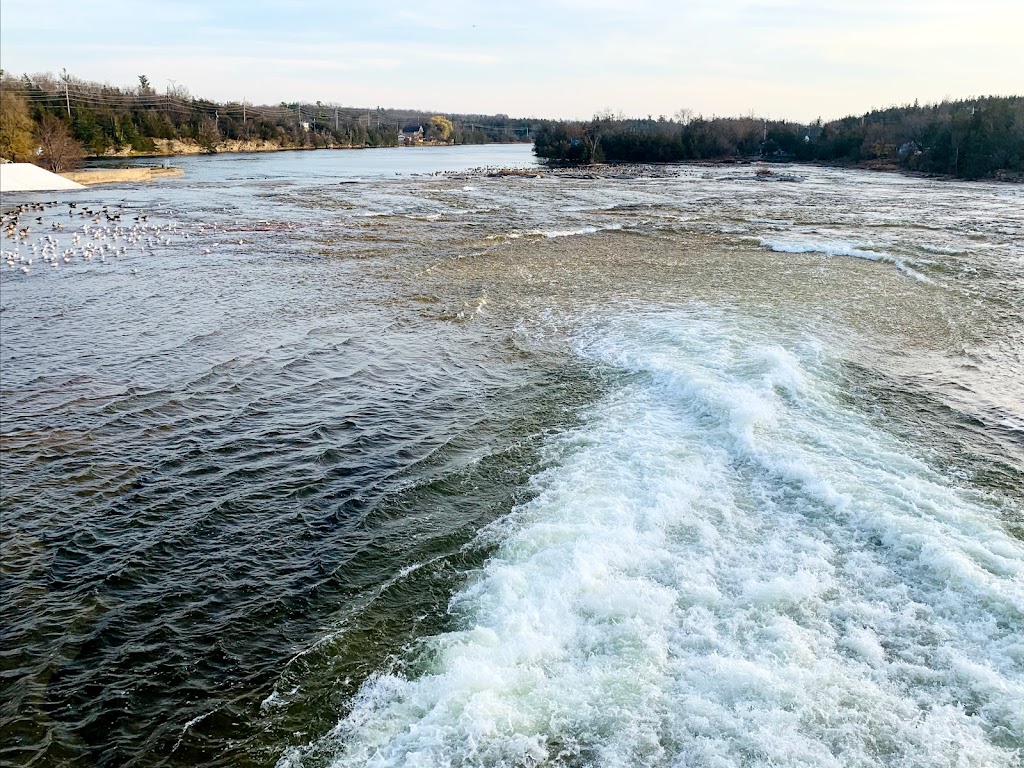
[2,200,235,277]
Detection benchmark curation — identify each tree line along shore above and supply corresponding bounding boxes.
[0,72,534,171]
[1,71,1020,181]
[534,99,1024,181]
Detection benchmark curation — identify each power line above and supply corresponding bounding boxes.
[2,90,302,121]
[2,79,539,131]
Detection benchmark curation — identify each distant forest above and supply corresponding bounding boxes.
[534,97,1024,180]
[0,71,533,165]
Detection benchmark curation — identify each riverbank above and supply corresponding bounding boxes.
[61,167,184,185]
[98,138,298,158]
[92,137,495,159]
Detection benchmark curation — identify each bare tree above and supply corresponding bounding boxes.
[197,118,220,152]
[674,108,694,125]
[35,113,84,171]
[166,81,192,101]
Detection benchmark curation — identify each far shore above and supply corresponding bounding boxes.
[89,137,530,161]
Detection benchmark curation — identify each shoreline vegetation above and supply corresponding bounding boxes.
[0,71,1020,181]
[0,70,532,171]
[533,100,1024,181]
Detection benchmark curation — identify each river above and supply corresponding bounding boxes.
[1,144,1021,767]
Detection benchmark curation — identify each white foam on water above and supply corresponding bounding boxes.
[760,237,890,262]
[760,238,935,283]
[174,710,214,752]
[919,243,967,256]
[487,224,624,242]
[538,226,604,238]
[282,310,1023,768]
[893,260,933,283]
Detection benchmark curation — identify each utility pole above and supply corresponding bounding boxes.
[335,107,338,131]
[62,68,71,118]
[242,99,246,124]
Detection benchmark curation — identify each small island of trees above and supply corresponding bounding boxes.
[534,98,1024,181]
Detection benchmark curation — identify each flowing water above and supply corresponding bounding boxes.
[1,145,1022,767]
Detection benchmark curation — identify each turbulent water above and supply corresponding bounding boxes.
[1,145,1022,768]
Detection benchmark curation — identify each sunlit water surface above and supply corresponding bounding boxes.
[2,145,1021,767]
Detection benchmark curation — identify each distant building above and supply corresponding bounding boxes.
[399,125,424,145]
[898,141,921,158]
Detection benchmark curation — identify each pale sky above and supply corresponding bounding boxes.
[1,0,1021,122]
